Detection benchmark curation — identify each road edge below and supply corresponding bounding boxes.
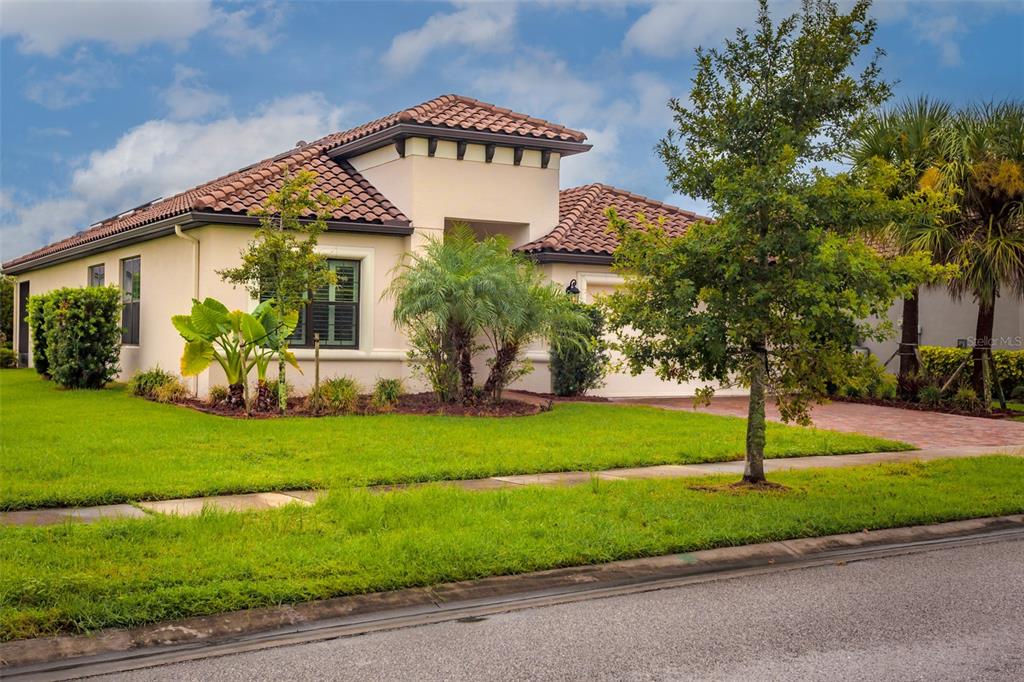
[3,513,1023,677]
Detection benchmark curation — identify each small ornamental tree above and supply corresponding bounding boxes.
[551,303,610,397]
[605,0,940,484]
[219,170,344,413]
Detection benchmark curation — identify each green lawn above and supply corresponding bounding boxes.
[0,370,909,510]
[1,456,1021,641]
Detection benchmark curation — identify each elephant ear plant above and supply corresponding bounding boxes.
[174,297,298,412]
[249,300,301,411]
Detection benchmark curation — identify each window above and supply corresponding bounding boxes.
[260,259,360,349]
[120,257,141,345]
[88,264,105,287]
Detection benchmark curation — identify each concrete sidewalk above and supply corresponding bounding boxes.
[3,445,1021,528]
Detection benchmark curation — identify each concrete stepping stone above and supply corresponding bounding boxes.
[138,492,311,517]
[0,504,146,527]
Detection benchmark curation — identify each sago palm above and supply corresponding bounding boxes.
[849,96,951,387]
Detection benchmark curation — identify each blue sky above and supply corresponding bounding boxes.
[2,0,1022,261]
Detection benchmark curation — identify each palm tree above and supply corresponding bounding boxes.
[926,101,1024,404]
[849,97,951,389]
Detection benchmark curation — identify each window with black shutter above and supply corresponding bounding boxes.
[120,257,141,345]
[259,259,360,349]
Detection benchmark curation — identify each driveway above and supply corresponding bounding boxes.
[618,396,1024,449]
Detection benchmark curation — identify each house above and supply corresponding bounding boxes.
[4,94,1020,397]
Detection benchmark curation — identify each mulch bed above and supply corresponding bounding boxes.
[170,392,546,419]
[834,395,1024,420]
[512,390,610,403]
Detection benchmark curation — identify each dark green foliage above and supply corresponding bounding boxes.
[26,292,52,376]
[0,275,13,348]
[128,367,180,398]
[0,348,16,369]
[37,287,122,389]
[1012,385,1024,401]
[372,378,404,411]
[312,376,360,414]
[918,384,942,406]
[551,303,609,396]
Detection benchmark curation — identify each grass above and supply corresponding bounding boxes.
[1,456,1021,641]
[994,399,1024,421]
[0,370,909,510]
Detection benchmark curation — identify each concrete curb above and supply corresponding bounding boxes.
[3,513,1022,674]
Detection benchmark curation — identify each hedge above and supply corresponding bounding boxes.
[551,303,610,396]
[30,286,122,389]
[919,345,1024,396]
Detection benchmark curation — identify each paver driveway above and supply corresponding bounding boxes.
[617,397,1024,449]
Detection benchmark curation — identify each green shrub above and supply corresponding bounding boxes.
[128,367,179,398]
[952,386,982,412]
[918,384,942,407]
[920,346,1024,396]
[372,378,404,411]
[208,385,230,405]
[0,347,16,369]
[874,374,898,400]
[1012,385,1024,401]
[26,292,54,377]
[551,303,610,396]
[312,376,361,414]
[834,353,888,399]
[154,379,189,404]
[39,287,122,388]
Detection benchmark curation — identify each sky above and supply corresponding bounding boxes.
[1,0,1022,261]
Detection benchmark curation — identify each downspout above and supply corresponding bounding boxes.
[174,224,201,395]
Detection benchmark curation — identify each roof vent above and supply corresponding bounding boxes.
[295,140,307,147]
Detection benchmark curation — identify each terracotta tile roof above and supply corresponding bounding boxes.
[318,93,588,148]
[520,184,710,258]
[4,94,586,271]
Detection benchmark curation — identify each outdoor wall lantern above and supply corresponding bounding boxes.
[565,278,580,297]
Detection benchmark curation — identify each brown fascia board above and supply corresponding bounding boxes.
[326,123,593,160]
[3,212,413,276]
[525,250,614,265]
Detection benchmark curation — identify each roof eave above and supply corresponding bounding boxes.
[523,249,614,265]
[2,211,414,275]
[326,123,592,160]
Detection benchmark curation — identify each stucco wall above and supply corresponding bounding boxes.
[12,231,200,380]
[351,138,560,247]
[862,286,1023,366]
[541,262,749,398]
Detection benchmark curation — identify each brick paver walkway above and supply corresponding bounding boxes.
[617,397,1024,449]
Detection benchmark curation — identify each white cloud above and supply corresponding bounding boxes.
[559,126,621,188]
[470,50,603,123]
[382,2,517,75]
[623,0,765,58]
[1,93,348,261]
[160,65,229,120]
[24,48,117,109]
[911,14,965,66]
[0,0,277,56]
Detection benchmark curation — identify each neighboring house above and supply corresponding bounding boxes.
[3,94,1019,396]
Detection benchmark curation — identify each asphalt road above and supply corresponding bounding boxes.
[102,538,1024,682]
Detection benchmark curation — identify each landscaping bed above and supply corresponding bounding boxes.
[1,456,1021,641]
[0,370,911,511]
[178,392,546,418]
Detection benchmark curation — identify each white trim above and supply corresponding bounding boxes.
[290,348,406,362]
[578,271,623,304]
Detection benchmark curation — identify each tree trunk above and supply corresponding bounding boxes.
[254,380,273,412]
[971,296,995,410]
[453,324,475,405]
[483,342,519,403]
[278,337,288,414]
[898,289,920,380]
[744,348,768,484]
[227,382,245,409]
